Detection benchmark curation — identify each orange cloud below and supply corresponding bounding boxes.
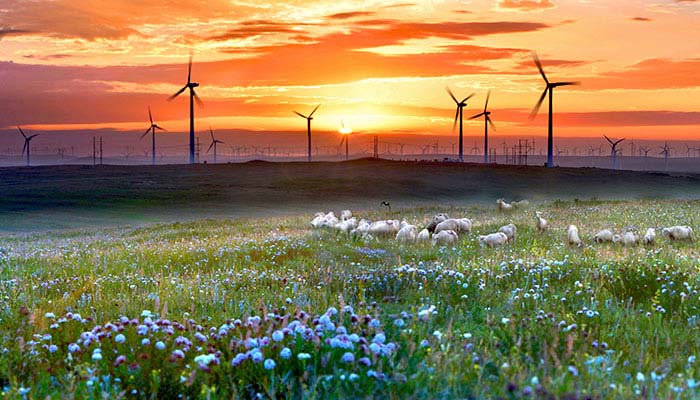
[497,0,556,11]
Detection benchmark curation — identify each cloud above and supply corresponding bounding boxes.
[586,58,700,90]
[327,11,376,19]
[630,17,652,21]
[497,0,556,11]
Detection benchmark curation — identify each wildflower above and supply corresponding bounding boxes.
[48,344,58,353]
[341,352,355,363]
[171,349,185,360]
[141,310,152,318]
[68,343,80,353]
[636,372,645,382]
[568,365,578,376]
[264,359,276,370]
[348,373,359,382]
[155,341,166,350]
[394,319,405,327]
[114,334,126,344]
[359,357,372,366]
[272,330,284,342]
[141,338,151,346]
[420,339,430,348]
[250,349,264,363]
[373,333,386,344]
[92,352,103,361]
[44,312,55,319]
[114,355,127,367]
[280,347,292,359]
[298,352,311,360]
[231,353,247,367]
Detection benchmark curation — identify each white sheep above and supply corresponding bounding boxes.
[643,228,656,245]
[593,229,614,243]
[396,224,418,243]
[340,210,352,221]
[350,219,371,235]
[567,225,582,247]
[612,234,622,244]
[335,217,357,233]
[417,228,431,242]
[535,211,547,233]
[621,231,639,247]
[478,232,508,247]
[496,199,513,211]
[310,212,326,228]
[498,223,517,242]
[435,218,472,234]
[513,199,530,208]
[368,219,401,236]
[427,213,450,232]
[662,226,694,242]
[432,230,459,246]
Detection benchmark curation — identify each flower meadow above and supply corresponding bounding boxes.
[2,199,700,398]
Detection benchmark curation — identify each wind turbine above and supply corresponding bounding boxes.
[660,142,670,171]
[446,87,475,162]
[604,135,625,170]
[18,127,38,166]
[339,120,352,161]
[293,104,320,162]
[141,106,166,165]
[469,90,496,164]
[168,54,202,164]
[529,51,581,168]
[207,127,224,164]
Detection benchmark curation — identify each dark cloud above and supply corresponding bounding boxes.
[327,11,376,19]
[630,17,652,22]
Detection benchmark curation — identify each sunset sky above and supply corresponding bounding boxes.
[1,0,699,147]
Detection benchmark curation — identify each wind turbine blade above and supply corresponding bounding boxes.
[193,91,204,107]
[469,112,485,120]
[154,125,167,131]
[17,126,26,139]
[604,135,614,145]
[446,87,458,104]
[142,127,152,138]
[293,111,307,119]
[615,138,625,145]
[484,90,491,112]
[555,81,581,87]
[187,54,192,84]
[487,116,496,132]
[309,104,321,117]
[210,127,214,141]
[22,142,27,156]
[529,88,548,120]
[168,85,188,100]
[452,107,459,132]
[216,140,224,144]
[207,142,214,153]
[28,134,39,139]
[461,93,475,103]
[531,51,549,84]
[148,106,153,125]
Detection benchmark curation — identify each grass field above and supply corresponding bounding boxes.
[2,192,700,398]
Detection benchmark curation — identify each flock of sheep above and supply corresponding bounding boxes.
[310,199,694,248]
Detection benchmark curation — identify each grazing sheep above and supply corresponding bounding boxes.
[435,218,473,234]
[340,210,352,221]
[643,228,656,245]
[350,219,371,235]
[417,228,431,242]
[567,225,583,247]
[427,213,450,233]
[368,219,401,236]
[311,212,339,228]
[593,229,614,243]
[432,230,459,246]
[621,231,640,247]
[612,234,622,244]
[496,199,513,211]
[662,226,694,242]
[396,224,418,243]
[498,223,517,242]
[478,232,508,247]
[535,211,548,233]
[311,212,326,228]
[335,217,357,233]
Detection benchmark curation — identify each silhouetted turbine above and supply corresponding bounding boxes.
[18,126,38,167]
[469,90,496,164]
[604,135,625,170]
[529,51,580,168]
[207,127,224,163]
[446,87,475,162]
[293,104,321,162]
[141,106,166,165]
[168,54,203,164]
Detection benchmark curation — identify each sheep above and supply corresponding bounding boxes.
[417,228,431,242]
[311,212,326,228]
[335,217,357,233]
[340,210,352,221]
[621,231,640,247]
[396,224,418,243]
[432,230,459,246]
[567,225,582,247]
[496,199,513,211]
[350,219,371,235]
[612,234,622,244]
[478,232,508,247]
[426,213,450,233]
[368,219,401,236]
[662,226,694,242]
[535,211,547,233]
[513,199,530,208]
[311,212,339,228]
[498,223,517,242]
[435,218,473,234]
[593,229,614,243]
[643,228,656,245]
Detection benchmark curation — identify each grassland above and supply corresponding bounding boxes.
[2,196,700,398]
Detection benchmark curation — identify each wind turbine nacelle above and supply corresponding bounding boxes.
[190,82,200,88]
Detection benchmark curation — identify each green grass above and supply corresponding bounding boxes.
[2,199,700,398]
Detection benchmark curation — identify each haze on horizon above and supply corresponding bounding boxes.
[1,0,699,150]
